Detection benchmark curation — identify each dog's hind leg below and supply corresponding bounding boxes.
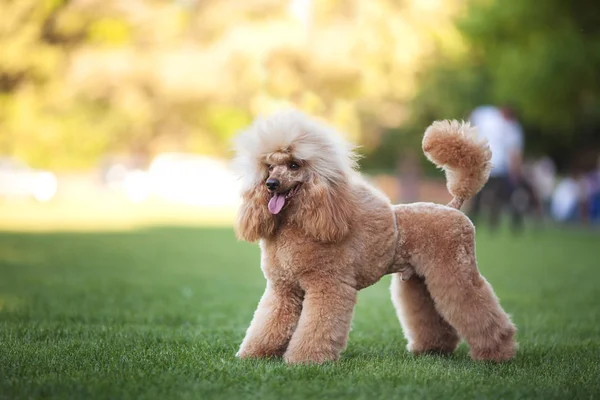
[237,281,303,359]
[283,280,357,364]
[391,273,460,355]
[416,223,517,362]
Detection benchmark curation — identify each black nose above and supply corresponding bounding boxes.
[266,178,280,191]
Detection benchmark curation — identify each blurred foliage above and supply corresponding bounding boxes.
[403,0,600,171]
[0,0,599,171]
[0,0,461,169]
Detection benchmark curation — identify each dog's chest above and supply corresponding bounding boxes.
[261,229,336,281]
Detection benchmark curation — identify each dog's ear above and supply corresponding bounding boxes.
[235,184,277,242]
[295,178,354,243]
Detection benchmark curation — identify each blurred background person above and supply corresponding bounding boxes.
[552,163,600,225]
[526,156,557,221]
[550,170,587,224]
[468,105,526,231]
[586,159,600,224]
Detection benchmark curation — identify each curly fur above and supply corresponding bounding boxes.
[235,184,277,242]
[423,120,492,209]
[233,109,358,192]
[233,109,517,364]
[289,179,355,243]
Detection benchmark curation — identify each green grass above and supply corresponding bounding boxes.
[1,225,599,399]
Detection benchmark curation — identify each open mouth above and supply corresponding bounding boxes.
[268,184,301,215]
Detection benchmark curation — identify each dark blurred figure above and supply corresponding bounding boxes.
[468,105,529,232]
[396,150,420,204]
[551,163,600,225]
[527,156,556,219]
[550,170,587,223]
[586,160,600,224]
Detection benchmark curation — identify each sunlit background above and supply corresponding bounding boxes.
[1,0,599,229]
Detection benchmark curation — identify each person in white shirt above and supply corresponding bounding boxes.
[469,105,525,231]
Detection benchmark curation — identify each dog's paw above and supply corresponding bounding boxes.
[470,325,517,362]
[236,346,285,360]
[236,348,257,360]
[470,342,517,362]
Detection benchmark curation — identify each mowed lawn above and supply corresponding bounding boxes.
[1,225,599,399]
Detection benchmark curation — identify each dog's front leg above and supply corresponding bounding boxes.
[237,281,303,359]
[283,280,357,364]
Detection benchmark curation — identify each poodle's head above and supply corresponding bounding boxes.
[233,109,358,243]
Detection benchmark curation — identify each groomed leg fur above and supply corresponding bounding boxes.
[395,205,517,361]
[284,280,357,364]
[424,264,517,361]
[391,273,460,355]
[421,218,516,361]
[237,281,303,359]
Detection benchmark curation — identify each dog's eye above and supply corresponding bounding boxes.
[289,161,300,170]
[267,164,274,171]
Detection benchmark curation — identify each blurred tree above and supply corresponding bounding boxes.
[0,0,463,170]
[406,0,600,171]
[461,0,600,132]
[3,0,596,172]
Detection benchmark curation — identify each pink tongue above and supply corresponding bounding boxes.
[268,193,286,214]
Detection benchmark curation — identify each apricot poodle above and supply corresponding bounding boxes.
[232,110,517,364]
